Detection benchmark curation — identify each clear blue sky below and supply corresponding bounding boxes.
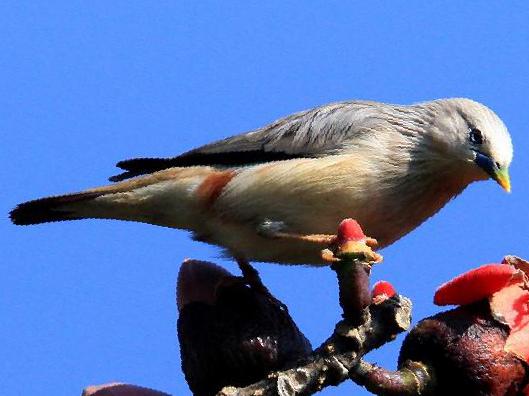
[2,2,529,395]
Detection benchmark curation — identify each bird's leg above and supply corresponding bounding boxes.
[257,219,336,245]
[281,233,337,244]
[235,256,288,311]
[236,256,262,288]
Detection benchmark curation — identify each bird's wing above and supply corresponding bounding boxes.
[110,101,378,182]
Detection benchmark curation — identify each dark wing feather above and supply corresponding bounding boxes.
[110,151,303,182]
[110,101,376,181]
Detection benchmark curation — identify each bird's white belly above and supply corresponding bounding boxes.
[199,156,467,264]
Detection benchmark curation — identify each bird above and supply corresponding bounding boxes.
[10,98,512,265]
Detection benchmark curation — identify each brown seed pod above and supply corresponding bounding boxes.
[398,301,528,396]
[177,260,312,396]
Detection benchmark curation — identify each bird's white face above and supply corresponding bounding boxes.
[433,99,513,192]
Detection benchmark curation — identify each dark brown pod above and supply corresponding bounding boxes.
[177,260,312,396]
[398,301,528,396]
[82,383,171,396]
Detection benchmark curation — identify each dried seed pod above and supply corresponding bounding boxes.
[82,383,170,396]
[177,260,312,396]
[400,300,529,395]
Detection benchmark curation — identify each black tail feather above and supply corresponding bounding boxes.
[116,157,173,172]
[10,192,102,225]
[110,158,174,182]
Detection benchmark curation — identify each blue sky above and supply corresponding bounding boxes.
[2,2,529,395]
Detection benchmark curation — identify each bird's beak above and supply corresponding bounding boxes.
[494,167,511,192]
[474,151,511,192]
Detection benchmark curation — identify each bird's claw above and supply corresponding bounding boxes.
[321,241,382,264]
[257,220,336,244]
[364,237,378,249]
[321,219,382,264]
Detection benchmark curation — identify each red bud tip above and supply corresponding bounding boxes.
[434,263,517,306]
[337,218,366,244]
[371,280,397,300]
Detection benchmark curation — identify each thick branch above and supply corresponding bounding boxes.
[218,295,412,396]
[350,360,435,396]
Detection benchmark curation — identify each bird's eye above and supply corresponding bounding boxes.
[469,128,483,145]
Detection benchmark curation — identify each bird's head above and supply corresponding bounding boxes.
[426,98,513,192]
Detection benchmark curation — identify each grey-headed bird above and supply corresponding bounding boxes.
[10,98,512,265]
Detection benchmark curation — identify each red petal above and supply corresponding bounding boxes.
[490,283,528,327]
[372,280,397,300]
[490,283,529,363]
[337,218,366,243]
[506,329,529,365]
[434,264,517,306]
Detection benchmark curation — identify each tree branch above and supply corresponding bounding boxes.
[218,230,413,396]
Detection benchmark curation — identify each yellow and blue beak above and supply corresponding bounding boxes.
[474,151,511,192]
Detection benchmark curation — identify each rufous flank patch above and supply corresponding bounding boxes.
[196,170,236,208]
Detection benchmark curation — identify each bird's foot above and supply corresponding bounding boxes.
[321,219,382,264]
[257,219,336,245]
[321,242,382,264]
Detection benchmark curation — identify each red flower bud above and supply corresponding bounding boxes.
[336,218,366,244]
[371,280,396,303]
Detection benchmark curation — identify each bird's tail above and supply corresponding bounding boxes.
[10,191,105,225]
[10,166,224,228]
